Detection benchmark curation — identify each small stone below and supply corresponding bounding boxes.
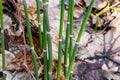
[102,64,109,71]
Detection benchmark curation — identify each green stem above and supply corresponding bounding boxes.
[43,49,48,80]
[66,0,94,79]
[69,73,72,80]
[0,0,6,80]
[42,0,53,79]
[23,1,39,80]
[57,0,64,80]
[69,0,74,79]
[47,34,53,80]
[64,0,71,77]
[42,0,48,79]
[69,0,74,58]
[36,0,43,53]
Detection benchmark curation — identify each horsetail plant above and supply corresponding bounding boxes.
[36,0,43,53]
[0,0,6,80]
[69,0,74,79]
[64,0,71,77]
[23,1,39,80]
[42,0,53,79]
[42,0,49,79]
[69,0,74,60]
[57,0,64,79]
[66,0,94,79]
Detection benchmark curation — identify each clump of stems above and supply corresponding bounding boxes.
[1,0,94,80]
[57,0,64,80]
[64,0,74,79]
[66,0,94,79]
[23,0,39,80]
[69,0,74,79]
[64,0,71,77]
[42,0,53,79]
[0,0,6,80]
[42,0,49,79]
[36,0,43,53]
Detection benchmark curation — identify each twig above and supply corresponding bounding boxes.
[23,63,36,80]
[106,56,120,65]
[85,35,120,65]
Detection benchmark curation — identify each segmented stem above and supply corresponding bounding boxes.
[42,0,53,79]
[64,0,71,77]
[57,0,64,80]
[23,1,39,80]
[36,0,43,53]
[66,0,94,79]
[42,0,49,79]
